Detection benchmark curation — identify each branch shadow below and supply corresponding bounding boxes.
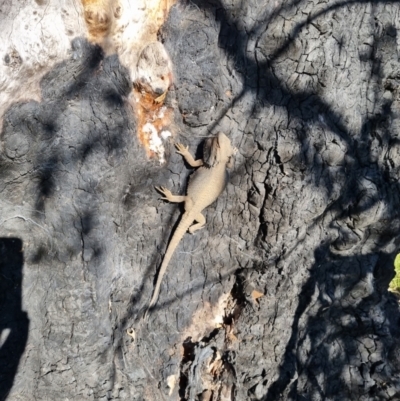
[1,0,399,397]
[0,37,134,262]
[184,0,400,398]
[0,37,139,396]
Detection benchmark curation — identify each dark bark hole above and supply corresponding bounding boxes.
[179,339,197,400]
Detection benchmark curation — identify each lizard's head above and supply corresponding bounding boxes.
[203,132,235,167]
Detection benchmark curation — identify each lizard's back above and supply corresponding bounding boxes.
[186,163,228,209]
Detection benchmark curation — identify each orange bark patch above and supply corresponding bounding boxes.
[251,289,264,304]
[80,0,177,45]
[149,0,175,30]
[81,0,115,43]
[131,84,173,162]
[80,0,177,162]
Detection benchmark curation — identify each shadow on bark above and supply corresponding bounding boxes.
[0,238,29,401]
[183,0,400,398]
[264,244,400,400]
[0,0,399,398]
[0,38,137,397]
[0,37,133,262]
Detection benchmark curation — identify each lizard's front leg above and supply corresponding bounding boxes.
[175,143,204,167]
[155,186,186,203]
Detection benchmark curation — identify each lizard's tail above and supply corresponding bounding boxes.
[146,209,198,314]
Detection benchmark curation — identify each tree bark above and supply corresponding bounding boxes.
[1,0,400,400]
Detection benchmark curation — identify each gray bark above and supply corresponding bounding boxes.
[1,0,400,400]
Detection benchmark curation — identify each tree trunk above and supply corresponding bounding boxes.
[1,0,400,400]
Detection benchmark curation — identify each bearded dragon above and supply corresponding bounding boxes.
[146,132,236,315]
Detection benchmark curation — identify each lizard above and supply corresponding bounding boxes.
[146,132,237,316]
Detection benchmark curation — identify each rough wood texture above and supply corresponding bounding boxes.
[1,0,400,400]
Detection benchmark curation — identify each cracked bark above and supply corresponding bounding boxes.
[1,0,400,400]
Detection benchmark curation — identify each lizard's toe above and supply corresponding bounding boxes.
[155,186,170,200]
[175,143,188,154]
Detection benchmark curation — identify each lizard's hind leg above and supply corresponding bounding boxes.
[155,186,186,203]
[189,213,206,234]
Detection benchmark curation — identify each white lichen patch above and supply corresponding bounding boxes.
[0,0,176,163]
[80,0,176,84]
[0,0,86,128]
[114,0,175,79]
[161,130,172,140]
[143,122,167,164]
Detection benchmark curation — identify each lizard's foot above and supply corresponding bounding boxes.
[188,226,204,234]
[232,147,238,155]
[188,213,206,233]
[155,186,173,201]
[188,225,205,234]
[175,143,189,156]
[155,186,186,203]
